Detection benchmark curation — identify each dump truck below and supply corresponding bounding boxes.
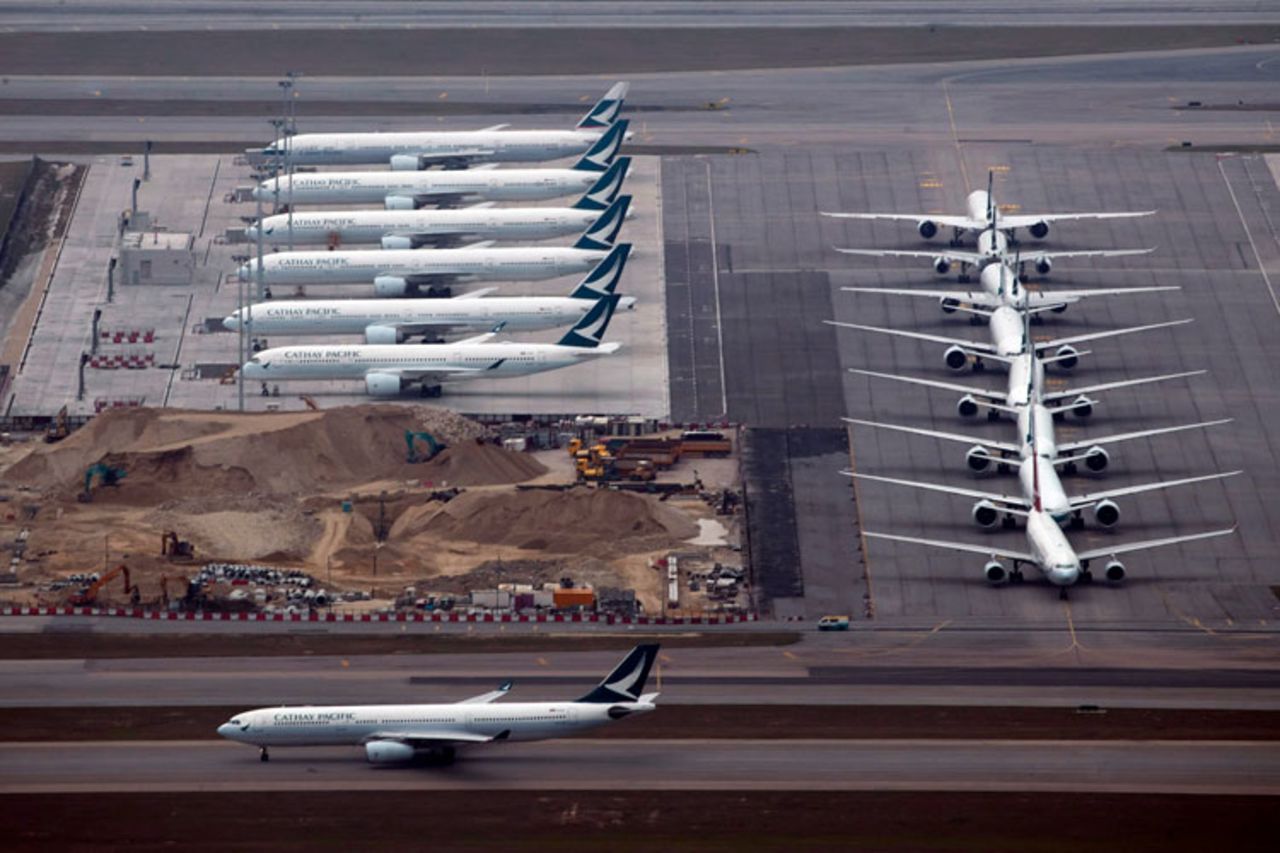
[679,430,733,457]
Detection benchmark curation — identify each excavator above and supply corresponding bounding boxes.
[44,406,70,443]
[405,430,445,463]
[161,531,195,562]
[79,462,126,503]
[68,564,140,607]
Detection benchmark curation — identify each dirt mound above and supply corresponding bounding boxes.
[417,487,699,556]
[2,405,541,500]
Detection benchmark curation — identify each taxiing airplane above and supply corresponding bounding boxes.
[254,82,631,171]
[253,125,629,211]
[238,237,632,299]
[217,643,659,764]
[246,193,634,250]
[822,170,1154,245]
[240,291,626,397]
[225,244,634,342]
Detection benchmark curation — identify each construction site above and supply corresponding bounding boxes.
[0,404,746,619]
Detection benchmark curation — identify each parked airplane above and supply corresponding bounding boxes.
[253,126,630,210]
[217,643,659,764]
[246,194,634,250]
[822,170,1154,245]
[240,292,626,397]
[225,245,634,343]
[826,312,1192,373]
[237,237,631,299]
[254,82,631,170]
[856,425,1235,598]
[841,258,1177,316]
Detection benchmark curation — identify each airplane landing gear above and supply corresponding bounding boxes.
[260,747,270,763]
[1059,587,1069,601]
[418,384,443,399]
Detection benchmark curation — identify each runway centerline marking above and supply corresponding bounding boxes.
[1217,156,1280,319]
[942,81,971,193]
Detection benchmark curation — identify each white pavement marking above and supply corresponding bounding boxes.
[704,159,728,418]
[1218,156,1280,319]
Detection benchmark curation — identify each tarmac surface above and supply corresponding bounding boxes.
[3,737,1276,794]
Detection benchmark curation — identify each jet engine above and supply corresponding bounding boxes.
[364,324,402,345]
[1083,446,1110,472]
[984,560,1007,585]
[381,235,415,250]
[1054,345,1079,370]
[383,195,416,211]
[1035,257,1053,275]
[389,154,423,171]
[374,276,410,297]
[365,741,416,764]
[939,297,960,314]
[957,394,980,418]
[364,372,403,397]
[966,445,992,472]
[1104,559,1126,584]
[944,346,969,372]
[1093,499,1120,528]
[918,220,938,239]
[932,257,951,275]
[1071,395,1093,418]
[972,500,1000,529]
[1028,221,1050,239]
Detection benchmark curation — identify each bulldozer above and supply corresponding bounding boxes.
[405,430,446,463]
[78,462,126,503]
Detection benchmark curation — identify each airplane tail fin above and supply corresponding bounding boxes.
[573,195,631,250]
[571,119,629,173]
[576,644,660,703]
[577,82,630,129]
[572,157,631,211]
[568,244,631,299]
[556,292,622,348]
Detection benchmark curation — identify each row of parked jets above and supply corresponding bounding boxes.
[231,83,638,398]
[824,175,1238,598]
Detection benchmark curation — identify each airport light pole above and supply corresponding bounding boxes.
[281,71,300,253]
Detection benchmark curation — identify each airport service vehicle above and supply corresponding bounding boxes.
[817,615,850,631]
[217,643,659,764]
[822,170,1154,244]
[841,258,1176,315]
[826,311,1192,373]
[225,244,634,342]
[237,236,631,299]
[855,408,1236,599]
[253,126,629,210]
[246,192,634,250]
[239,291,626,397]
[254,82,630,170]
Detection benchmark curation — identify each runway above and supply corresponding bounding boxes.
[3,738,1276,794]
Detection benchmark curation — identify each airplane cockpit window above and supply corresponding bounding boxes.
[248,356,262,365]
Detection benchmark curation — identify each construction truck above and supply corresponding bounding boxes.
[69,564,139,607]
[405,430,445,463]
[78,462,127,503]
[679,430,733,457]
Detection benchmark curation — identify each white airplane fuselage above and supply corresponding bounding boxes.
[225,296,634,338]
[255,168,601,208]
[965,190,991,224]
[984,305,1026,358]
[217,699,651,748]
[1024,509,1082,587]
[248,207,616,248]
[240,340,621,390]
[1016,456,1072,524]
[269,128,607,168]
[238,246,609,289]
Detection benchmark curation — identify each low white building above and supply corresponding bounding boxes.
[120,230,194,286]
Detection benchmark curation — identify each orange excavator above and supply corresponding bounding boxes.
[69,564,140,607]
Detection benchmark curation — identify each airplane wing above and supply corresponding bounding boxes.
[477,124,510,132]
[1027,285,1179,301]
[1001,211,1156,229]
[416,150,498,167]
[451,287,499,300]
[822,212,983,231]
[1017,247,1156,262]
[1065,470,1241,512]
[864,530,1036,563]
[366,730,511,748]
[1056,419,1232,455]
[452,322,508,345]
[1074,527,1236,563]
[844,417,1021,455]
[1037,318,1193,351]
[825,320,996,355]
[842,286,1004,308]
[847,471,1029,510]
[1041,370,1206,404]
[457,681,513,704]
[835,247,986,265]
[847,368,1008,403]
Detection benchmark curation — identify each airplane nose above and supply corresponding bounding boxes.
[216,723,235,739]
[223,314,240,332]
[245,226,258,241]
[1049,566,1079,587]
